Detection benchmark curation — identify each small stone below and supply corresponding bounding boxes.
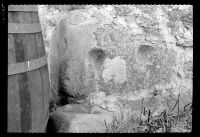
[140,114,148,121]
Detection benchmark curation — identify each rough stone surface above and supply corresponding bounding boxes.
[69,113,113,133]
[38,5,193,132]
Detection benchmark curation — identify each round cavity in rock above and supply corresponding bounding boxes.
[137,45,155,55]
[137,45,155,62]
[89,48,107,67]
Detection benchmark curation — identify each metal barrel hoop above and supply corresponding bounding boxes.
[8,55,47,76]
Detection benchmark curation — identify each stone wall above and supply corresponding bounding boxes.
[38,5,193,132]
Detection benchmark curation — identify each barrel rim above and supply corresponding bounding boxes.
[8,5,38,12]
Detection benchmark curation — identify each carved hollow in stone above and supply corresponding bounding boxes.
[89,48,107,69]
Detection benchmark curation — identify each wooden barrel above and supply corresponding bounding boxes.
[8,5,49,132]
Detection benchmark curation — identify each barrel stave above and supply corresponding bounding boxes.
[8,75,21,132]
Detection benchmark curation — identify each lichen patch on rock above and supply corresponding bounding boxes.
[102,56,127,84]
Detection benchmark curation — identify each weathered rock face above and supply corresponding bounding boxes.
[94,26,176,95]
[42,5,192,122]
